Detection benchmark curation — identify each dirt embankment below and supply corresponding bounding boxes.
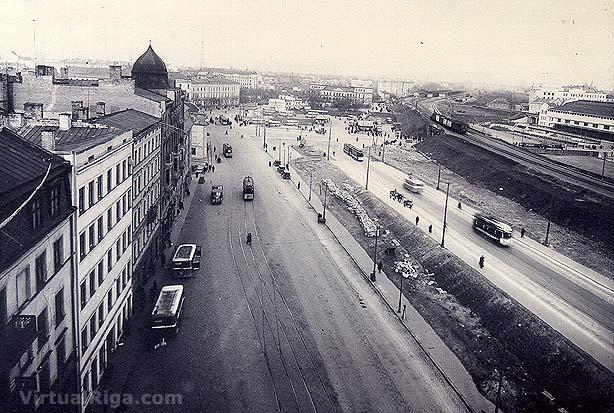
[292,151,614,413]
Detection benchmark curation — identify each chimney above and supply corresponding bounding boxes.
[41,127,56,151]
[8,113,24,128]
[96,102,106,117]
[23,102,44,120]
[71,101,84,120]
[109,65,122,80]
[59,113,72,130]
[60,67,69,78]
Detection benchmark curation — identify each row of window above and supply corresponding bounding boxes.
[78,158,132,215]
[134,133,160,166]
[80,263,131,355]
[79,190,131,261]
[15,237,65,309]
[551,117,612,129]
[79,226,131,311]
[134,156,160,197]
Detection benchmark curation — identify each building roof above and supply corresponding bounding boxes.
[53,78,100,87]
[206,67,257,75]
[16,124,122,153]
[0,127,70,195]
[131,45,170,90]
[550,100,614,118]
[134,87,171,102]
[94,109,160,136]
[193,75,240,85]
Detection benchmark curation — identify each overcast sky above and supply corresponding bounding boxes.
[2,0,613,88]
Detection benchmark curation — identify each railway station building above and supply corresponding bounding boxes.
[543,100,614,141]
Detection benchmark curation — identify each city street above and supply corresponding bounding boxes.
[116,120,473,412]
[273,116,614,372]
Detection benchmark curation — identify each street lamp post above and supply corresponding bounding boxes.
[544,191,553,246]
[327,124,332,161]
[309,171,313,202]
[263,124,267,149]
[365,146,372,190]
[441,182,450,248]
[602,152,608,180]
[397,272,409,313]
[322,184,328,220]
[282,142,286,165]
[370,226,379,282]
[436,163,441,190]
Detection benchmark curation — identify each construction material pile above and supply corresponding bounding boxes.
[322,179,378,236]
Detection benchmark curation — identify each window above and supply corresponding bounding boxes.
[16,267,31,308]
[79,187,85,214]
[53,236,64,273]
[90,315,97,341]
[81,327,88,354]
[122,232,127,252]
[98,261,104,286]
[127,189,132,208]
[122,267,127,289]
[127,226,131,246]
[116,240,121,260]
[116,164,121,185]
[116,200,121,222]
[116,278,121,298]
[107,249,113,270]
[107,169,113,192]
[54,288,65,326]
[80,232,87,260]
[122,160,127,181]
[122,194,127,217]
[35,252,47,292]
[107,290,113,312]
[97,175,103,199]
[91,356,98,388]
[107,208,113,230]
[89,270,96,298]
[88,224,96,249]
[97,216,104,242]
[88,180,95,206]
[98,304,104,327]
[605,125,610,130]
[80,279,87,309]
[50,185,60,216]
[31,199,42,229]
[37,307,49,347]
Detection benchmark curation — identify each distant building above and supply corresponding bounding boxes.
[17,120,134,412]
[310,84,373,106]
[0,127,77,412]
[175,75,240,108]
[528,85,612,105]
[377,80,415,98]
[202,69,261,89]
[189,114,209,164]
[542,100,614,139]
[486,97,512,110]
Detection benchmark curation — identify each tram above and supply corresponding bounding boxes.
[473,213,513,246]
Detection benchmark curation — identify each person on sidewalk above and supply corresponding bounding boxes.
[212,165,215,173]
[377,261,383,272]
[520,227,526,238]
[428,224,433,233]
[297,182,301,190]
[415,216,420,225]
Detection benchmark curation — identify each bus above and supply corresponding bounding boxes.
[223,143,233,158]
[151,285,185,335]
[343,143,364,161]
[172,244,201,277]
[243,176,254,200]
[473,213,513,246]
[403,177,425,193]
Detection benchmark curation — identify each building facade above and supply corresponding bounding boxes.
[17,121,134,412]
[541,100,614,140]
[310,84,373,106]
[175,75,240,108]
[189,115,209,165]
[94,110,162,308]
[208,69,261,89]
[528,85,613,105]
[0,127,77,412]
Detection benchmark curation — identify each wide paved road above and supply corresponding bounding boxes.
[120,121,471,412]
[290,117,614,372]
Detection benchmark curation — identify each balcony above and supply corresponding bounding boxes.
[0,314,37,368]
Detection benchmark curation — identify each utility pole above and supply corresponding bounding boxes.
[544,191,553,246]
[282,142,286,165]
[382,142,386,164]
[602,152,608,180]
[441,182,450,248]
[309,171,313,201]
[370,226,379,282]
[322,185,328,220]
[278,137,282,163]
[365,146,372,190]
[397,273,409,313]
[436,164,441,190]
[327,124,332,161]
[263,124,266,148]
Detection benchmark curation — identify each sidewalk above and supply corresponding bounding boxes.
[94,179,198,411]
[284,158,495,413]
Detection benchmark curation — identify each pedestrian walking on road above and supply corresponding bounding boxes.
[457,201,462,210]
[269,160,272,167]
[415,216,420,225]
[479,255,485,269]
[211,165,215,173]
[377,261,383,273]
[297,182,301,190]
[520,227,526,238]
[428,224,433,233]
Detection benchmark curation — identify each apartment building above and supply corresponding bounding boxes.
[0,127,77,412]
[17,117,134,412]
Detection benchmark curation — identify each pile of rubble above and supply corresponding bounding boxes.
[394,258,419,279]
[322,179,378,237]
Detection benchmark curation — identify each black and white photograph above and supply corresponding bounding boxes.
[1,0,613,412]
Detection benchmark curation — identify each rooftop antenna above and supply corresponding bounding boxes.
[32,19,37,69]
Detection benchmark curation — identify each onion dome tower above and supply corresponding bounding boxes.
[131,44,170,90]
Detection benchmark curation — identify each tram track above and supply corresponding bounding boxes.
[224,151,337,413]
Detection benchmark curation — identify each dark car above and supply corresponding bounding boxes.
[277,165,286,174]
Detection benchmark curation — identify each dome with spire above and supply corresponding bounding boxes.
[131,44,170,90]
